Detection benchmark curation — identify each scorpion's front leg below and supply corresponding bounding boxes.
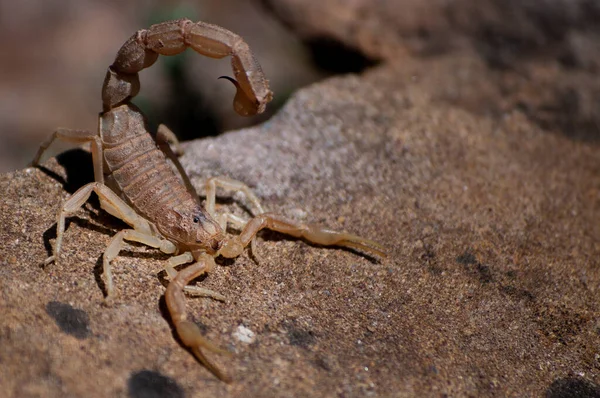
[165,252,231,382]
[219,213,388,259]
[161,252,226,301]
[47,182,176,299]
[203,176,267,259]
[97,207,223,300]
[103,229,178,300]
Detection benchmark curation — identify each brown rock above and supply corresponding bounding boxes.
[1,52,599,396]
[263,0,600,69]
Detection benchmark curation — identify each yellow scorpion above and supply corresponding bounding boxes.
[33,19,385,381]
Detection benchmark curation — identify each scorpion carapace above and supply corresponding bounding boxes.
[32,19,386,382]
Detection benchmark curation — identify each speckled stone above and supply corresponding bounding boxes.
[1,54,599,397]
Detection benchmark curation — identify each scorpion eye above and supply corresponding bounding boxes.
[193,216,200,223]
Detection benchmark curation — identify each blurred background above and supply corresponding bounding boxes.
[2,0,599,172]
[0,0,339,172]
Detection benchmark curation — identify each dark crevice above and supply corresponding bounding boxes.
[546,377,600,398]
[304,36,379,74]
[474,26,540,70]
[259,0,378,74]
[521,87,600,143]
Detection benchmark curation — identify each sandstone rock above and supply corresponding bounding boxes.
[263,0,600,70]
[1,53,599,396]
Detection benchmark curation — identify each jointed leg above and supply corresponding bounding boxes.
[48,182,148,263]
[31,128,105,184]
[156,124,200,205]
[156,124,183,156]
[164,252,195,279]
[165,252,230,382]
[208,206,261,261]
[103,229,222,300]
[204,176,265,259]
[219,212,387,259]
[205,176,265,218]
[211,212,246,232]
[103,229,177,299]
[46,182,172,296]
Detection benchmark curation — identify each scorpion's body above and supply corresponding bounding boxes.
[102,106,191,218]
[33,19,385,382]
[100,104,222,253]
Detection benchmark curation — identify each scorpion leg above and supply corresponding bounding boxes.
[104,232,224,300]
[205,176,265,218]
[103,229,177,300]
[47,182,174,294]
[204,177,265,258]
[219,212,387,259]
[164,252,194,279]
[156,124,183,156]
[31,128,105,184]
[165,252,231,382]
[155,124,201,206]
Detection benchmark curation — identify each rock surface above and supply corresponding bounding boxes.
[1,50,599,397]
[263,0,600,68]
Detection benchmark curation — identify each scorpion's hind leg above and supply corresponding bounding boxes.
[156,124,183,156]
[155,124,200,206]
[219,212,388,259]
[165,252,231,382]
[31,128,105,184]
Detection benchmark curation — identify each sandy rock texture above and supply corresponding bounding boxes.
[1,52,599,397]
[2,1,600,397]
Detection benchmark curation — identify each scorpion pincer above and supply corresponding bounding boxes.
[32,18,386,382]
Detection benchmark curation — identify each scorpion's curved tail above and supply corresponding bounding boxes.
[102,18,273,116]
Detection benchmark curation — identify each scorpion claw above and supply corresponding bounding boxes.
[337,236,388,258]
[177,320,232,382]
[33,17,385,384]
[190,348,232,383]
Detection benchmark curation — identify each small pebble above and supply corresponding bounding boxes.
[233,325,256,344]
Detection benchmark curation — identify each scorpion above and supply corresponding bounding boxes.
[32,19,386,382]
